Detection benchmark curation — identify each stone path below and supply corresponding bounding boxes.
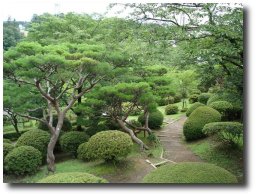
[155,115,202,163]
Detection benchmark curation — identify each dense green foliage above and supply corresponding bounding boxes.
[203,122,243,146]
[198,93,211,104]
[38,116,72,132]
[16,130,50,155]
[165,104,179,115]
[186,102,204,117]
[3,138,12,143]
[3,129,28,141]
[3,143,15,159]
[209,101,233,120]
[138,110,164,129]
[59,131,89,155]
[143,162,237,183]
[4,146,42,175]
[183,106,221,141]
[77,130,133,161]
[188,94,199,104]
[38,172,108,183]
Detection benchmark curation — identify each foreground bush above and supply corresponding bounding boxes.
[16,130,50,155]
[38,115,72,132]
[198,93,211,104]
[138,110,164,129]
[186,102,204,117]
[3,143,15,159]
[77,130,133,161]
[165,104,179,115]
[143,162,237,183]
[4,146,42,175]
[203,122,243,146]
[209,101,233,120]
[183,106,221,141]
[3,138,12,143]
[38,172,108,183]
[60,131,89,155]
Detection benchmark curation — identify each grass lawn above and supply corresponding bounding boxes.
[186,136,244,183]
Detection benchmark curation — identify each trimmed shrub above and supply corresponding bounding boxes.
[173,94,182,103]
[180,108,188,112]
[138,110,164,129]
[16,130,50,156]
[186,102,204,117]
[183,106,221,141]
[165,104,179,115]
[38,172,108,183]
[188,94,199,103]
[3,138,12,143]
[4,146,42,175]
[3,143,15,159]
[203,122,243,146]
[77,130,133,161]
[209,101,233,120]
[164,96,175,105]
[198,93,211,104]
[143,162,237,183]
[3,130,28,141]
[38,115,72,132]
[59,131,89,155]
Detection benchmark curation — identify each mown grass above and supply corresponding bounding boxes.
[186,136,244,183]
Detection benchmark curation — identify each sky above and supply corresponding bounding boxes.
[1,0,120,21]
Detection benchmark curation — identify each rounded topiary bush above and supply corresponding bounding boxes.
[143,162,237,183]
[203,122,243,145]
[38,172,108,183]
[209,101,233,120]
[186,102,204,117]
[59,131,89,155]
[165,104,179,115]
[3,138,12,143]
[173,94,182,103]
[38,115,72,132]
[183,106,221,141]
[16,130,50,156]
[4,146,42,175]
[198,93,211,104]
[138,110,164,129]
[77,130,133,161]
[3,143,15,159]
[188,94,199,104]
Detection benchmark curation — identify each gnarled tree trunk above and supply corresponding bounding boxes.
[116,119,149,151]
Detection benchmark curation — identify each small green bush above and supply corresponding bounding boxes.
[188,94,199,103]
[203,122,243,146]
[180,108,188,112]
[38,115,72,132]
[77,130,133,162]
[38,172,108,183]
[209,101,233,120]
[186,102,204,117]
[173,94,182,103]
[3,138,12,143]
[4,146,42,175]
[3,143,15,159]
[16,130,50,156]
[164,96,175,104]
[138,110,164,129]
[143,162,237,183]
[198,93,211,104]
[59,131,89,155]
[183,106,221,141]
[165,104,179,115]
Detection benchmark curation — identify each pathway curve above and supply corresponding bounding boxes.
[155,115,202,163]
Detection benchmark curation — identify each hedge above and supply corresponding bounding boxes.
[186,102,204,117]
[198,93,211,104]
[165,104,179,115]
[77,130,133,162]
[188,94,199,104]
[3,143,15,159]
[143,162,237,183]
[138,110,164,129]
[4,146,42,175]
[209,101,233,120]
[38,172,108,183]
[183,106,221,141]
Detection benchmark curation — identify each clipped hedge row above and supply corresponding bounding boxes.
[186,102,204,117]
[165,104,179,115]
[38,172,108,183]
[78,130,133,162]
[143,162,237,183]
[183,106,221,141]
[198,93,211,104]
[188,94,199,104]
[209,101,233,120]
